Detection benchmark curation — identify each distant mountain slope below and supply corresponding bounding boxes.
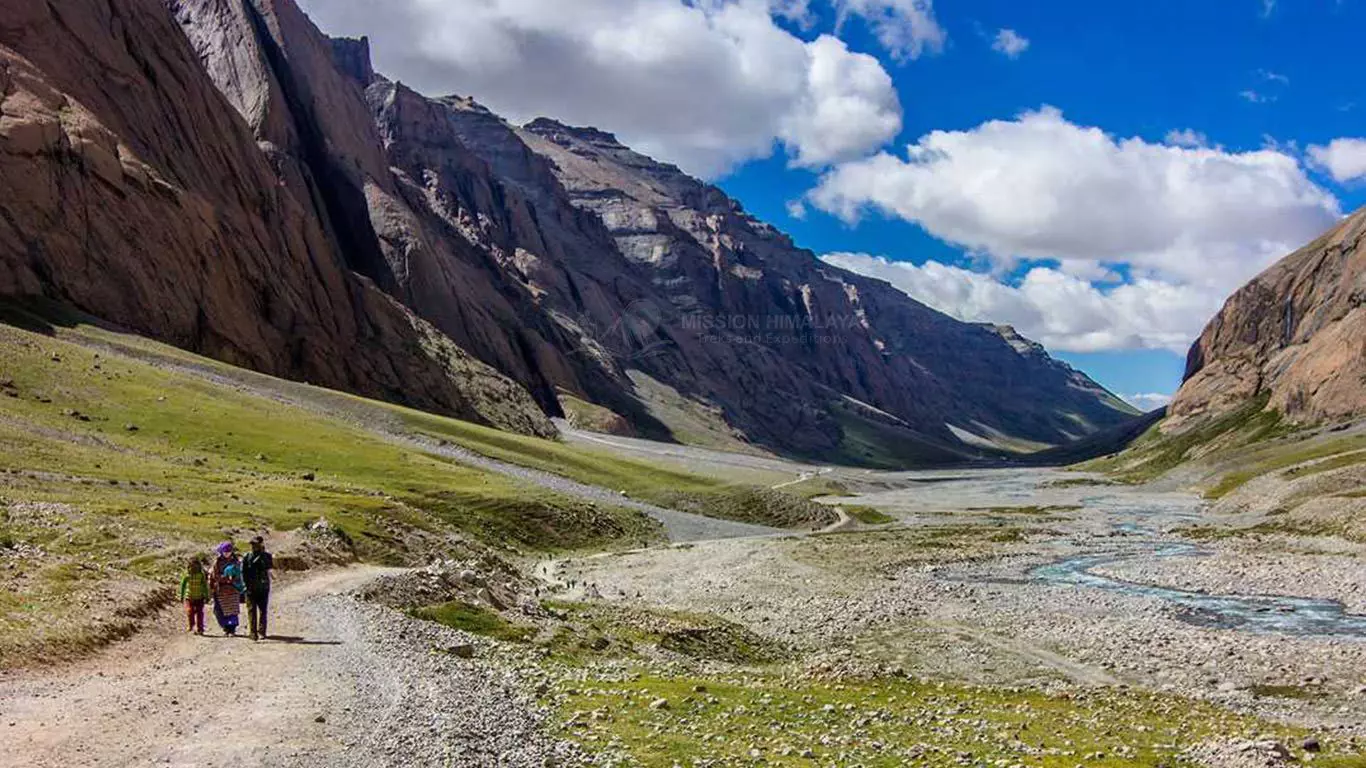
[517,120,1139,457]
[1172,208,1366,430]
[2,0,1139,464]
[1021,407,1167,467]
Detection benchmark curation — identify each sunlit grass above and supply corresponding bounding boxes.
[0,319,662,665]
[549,671,1361,767]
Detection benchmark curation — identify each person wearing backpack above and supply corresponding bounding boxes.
[241,536,274,641]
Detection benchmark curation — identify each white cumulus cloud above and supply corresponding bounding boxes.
[781,36,903,169]
[834,0,946,61]
[809,107,1340,294]
[297,0,924,177]
[821,253,1225,354]
[1308,138,1366,182]
[991,28,1030,58]
[1124,393,1174,411]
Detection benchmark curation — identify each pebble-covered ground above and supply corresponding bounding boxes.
[561,469,1366,761]
[0,565,585,768]
[5,468,1364,767]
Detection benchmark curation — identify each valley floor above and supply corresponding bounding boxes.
[2,317,1364,767]
[5,466,1365,767]
[561,470,1366,728]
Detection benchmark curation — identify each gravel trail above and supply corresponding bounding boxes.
[407,436,779,543]
[0,566,581,768]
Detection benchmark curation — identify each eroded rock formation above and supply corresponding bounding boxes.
[0,0,552,435]
[1171,210,1366,429]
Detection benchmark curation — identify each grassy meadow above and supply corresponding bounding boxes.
[0,309,823,666]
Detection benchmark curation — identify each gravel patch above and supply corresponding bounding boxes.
[560,469,1366,741]
[294,594,584,767]
[0,566,586,768]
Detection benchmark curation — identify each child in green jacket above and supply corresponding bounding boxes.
[180,557,210,635]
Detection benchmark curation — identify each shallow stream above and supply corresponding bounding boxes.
[1031,544,1366,639]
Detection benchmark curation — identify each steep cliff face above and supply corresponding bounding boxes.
[172,0,640,420]
[0,0,552,436]
[1170,209,1366,429]
[517,120,1138,455]
[361,83,848,453]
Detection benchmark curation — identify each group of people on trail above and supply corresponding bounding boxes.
[179,536,274,640]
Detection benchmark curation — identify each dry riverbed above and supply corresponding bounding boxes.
[555,469,1366,764]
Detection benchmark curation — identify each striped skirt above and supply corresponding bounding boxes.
[214,584,242,617]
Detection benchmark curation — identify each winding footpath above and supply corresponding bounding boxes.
[0,566,579,768]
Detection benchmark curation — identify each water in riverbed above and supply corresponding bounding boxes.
[857,469,1366,640]
[1031,544,1366,639]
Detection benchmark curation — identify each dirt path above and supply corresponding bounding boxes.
[0,565,577,768]
[0,566,390,767]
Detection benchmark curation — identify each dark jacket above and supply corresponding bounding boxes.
[241,550,273,592]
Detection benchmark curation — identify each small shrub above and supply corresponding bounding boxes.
[408,601,536,643]
[845,505,895,525]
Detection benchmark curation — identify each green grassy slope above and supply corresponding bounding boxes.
[1079,394,1365,540]
[0,309,818,666]
[1,303,829,529]
[1079,394,1365,496]
[823,400,975,468]
[399,409,834,529]
[0,316,672,665]
[1076,395,1293,486]
[548,671,1364,768]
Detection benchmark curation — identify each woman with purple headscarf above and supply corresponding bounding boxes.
[209,541,246,635]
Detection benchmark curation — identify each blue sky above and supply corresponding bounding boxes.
[300,0,1366,407]
[718,0,1366,402]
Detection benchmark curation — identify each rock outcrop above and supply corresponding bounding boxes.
[2,0,1139,462]
[1171,209,1366,429]
[171,0,645,423]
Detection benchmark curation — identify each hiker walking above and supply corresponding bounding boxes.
[210,541,246,636]
[242,535,274,641]
[179,556,210,635]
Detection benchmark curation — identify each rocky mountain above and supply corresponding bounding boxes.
[514,119,1138,459]
[1170,209,1366,430]
[0,0,552,436]
[0,0,1140,464]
